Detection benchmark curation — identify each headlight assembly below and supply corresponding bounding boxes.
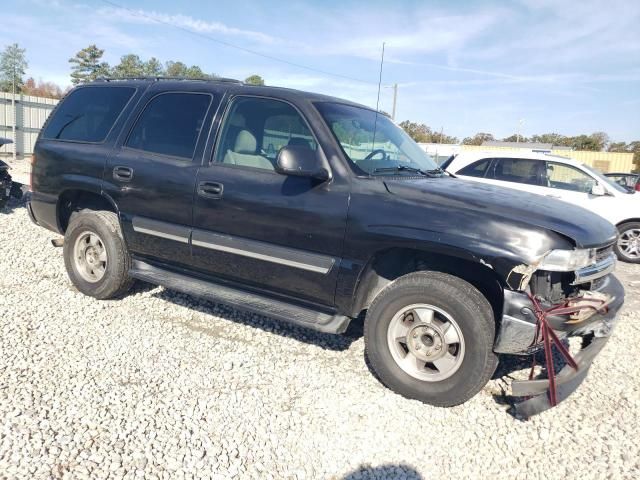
[537,248,596,272]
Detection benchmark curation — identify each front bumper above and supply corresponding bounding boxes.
[494,274,624,417]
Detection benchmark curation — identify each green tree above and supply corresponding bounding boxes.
[69,45,110,84]
[502,134,530,143]
[185,65,205,78]
[607,141,628,152]
[462,132,495,146]
[399,120,432,143]
[590,131,609,151]
[245,74,265,85]
[165,61,188,77]
[530,133,570,146]
[570,134,600,151]
[112,54,144,78]
[0,43,28,93]
[143,57,164,77]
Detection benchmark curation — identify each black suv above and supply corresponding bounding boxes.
[29,78,624,416]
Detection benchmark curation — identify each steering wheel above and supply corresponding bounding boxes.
[363,149,388,162]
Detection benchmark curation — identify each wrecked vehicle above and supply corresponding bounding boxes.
[1,138,16,209]
[28,78,624,416]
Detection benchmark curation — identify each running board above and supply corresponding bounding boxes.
[129,259,350,334]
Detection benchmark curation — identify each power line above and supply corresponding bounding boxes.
[97,0,378,85]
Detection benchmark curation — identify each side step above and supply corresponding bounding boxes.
[129,259,351,334]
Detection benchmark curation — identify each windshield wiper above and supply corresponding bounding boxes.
[373,165,444,177]
[373,165,429,176]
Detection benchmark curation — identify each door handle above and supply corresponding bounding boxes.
[198,181,224,199]
[113,166,134,182]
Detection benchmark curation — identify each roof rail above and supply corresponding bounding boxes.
[94,76,244,85]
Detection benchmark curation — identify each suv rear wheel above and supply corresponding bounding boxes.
[63,210,133,299]
[364,271,498,407]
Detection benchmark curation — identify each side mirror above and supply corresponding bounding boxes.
[275,146,330,181]
[591,183,606,196]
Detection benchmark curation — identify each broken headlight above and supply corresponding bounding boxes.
[538,248,596,272]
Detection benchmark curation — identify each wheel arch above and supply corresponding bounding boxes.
[57,189,119,233]
[351,247,505,324]
[616,218,640,227]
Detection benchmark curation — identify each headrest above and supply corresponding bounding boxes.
[288,137,312,149]
[234,130,257,154]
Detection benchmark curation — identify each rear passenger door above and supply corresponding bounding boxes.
[104,89,219,266]
[191,95,349,306]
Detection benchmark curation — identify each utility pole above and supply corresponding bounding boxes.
[517,118,524,144]
[11,61,16,161]
[391,83,398,121]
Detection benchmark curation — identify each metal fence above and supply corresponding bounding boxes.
[0,92,59,160]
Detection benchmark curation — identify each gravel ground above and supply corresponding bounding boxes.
[1,196,639,480]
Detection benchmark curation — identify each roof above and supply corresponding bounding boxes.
[89,77,371,110]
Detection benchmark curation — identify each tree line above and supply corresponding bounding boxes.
[0,42,265,99]
[399,120,640,170]
[68,44,265,86]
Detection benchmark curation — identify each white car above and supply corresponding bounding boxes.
[443,151,640,263]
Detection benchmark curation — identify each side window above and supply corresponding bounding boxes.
[126,92,211,159]
[458,158,492,178]
[545,162,595,193]
[492,158,543,186]
[42,86,135,142]
[214,97,316,171]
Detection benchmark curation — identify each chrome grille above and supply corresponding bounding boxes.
[572,245,616,287]
[596,245,613,263]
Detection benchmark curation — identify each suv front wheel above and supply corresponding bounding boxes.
[615,221,640,263]
[63,210,134,299]
[364,271,498,407]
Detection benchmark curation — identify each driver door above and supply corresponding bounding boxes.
[190,95,349,306]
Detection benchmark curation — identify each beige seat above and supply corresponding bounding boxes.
[223,130,274,170]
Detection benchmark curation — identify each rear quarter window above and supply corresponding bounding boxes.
[42,86,136,143]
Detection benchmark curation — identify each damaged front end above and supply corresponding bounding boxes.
[494,244,624,418]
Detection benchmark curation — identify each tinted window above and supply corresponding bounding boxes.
[127,93,211,159]
[215,97,316,171]
[42,86,135,142]
[492,158,543,186]
[545,162,595,193]
[459,159,491,178]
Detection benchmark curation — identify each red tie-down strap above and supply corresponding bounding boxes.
[526,294,609,406]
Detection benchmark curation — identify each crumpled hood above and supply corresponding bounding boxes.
[384,177,617,248]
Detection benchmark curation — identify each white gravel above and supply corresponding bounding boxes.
[1,197,639,479]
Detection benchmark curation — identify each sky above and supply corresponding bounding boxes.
[2,0,639,142]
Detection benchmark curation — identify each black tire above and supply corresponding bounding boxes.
[63,210,133,299]
[614,222,640,263]
[364,271,498,407]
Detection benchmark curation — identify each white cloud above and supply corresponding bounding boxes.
[97,6,276,45]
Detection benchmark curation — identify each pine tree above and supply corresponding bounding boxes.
[69,45,110,84]
[0,43,28,93]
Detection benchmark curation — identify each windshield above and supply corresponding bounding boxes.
[582,164,629,194]
[315,102,440,175]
